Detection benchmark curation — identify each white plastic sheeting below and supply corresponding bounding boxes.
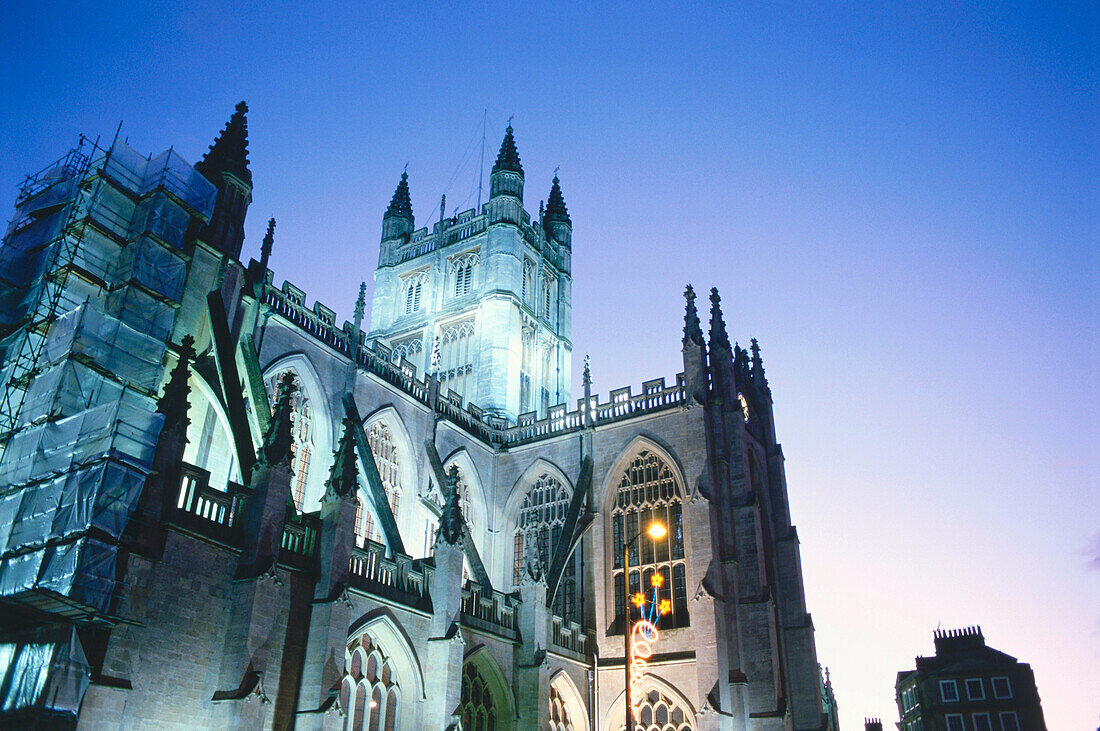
[118,235,187,300]
[0,625,90,713]
[43,304,166,393]
[19,359,124,426]
[106,286,176,344]
[0,399,163,487]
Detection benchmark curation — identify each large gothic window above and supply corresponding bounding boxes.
[513,473,583,626]
[616,688,694,731]
[339,634,401,731]
[611,450,688,629]
[355,421,404,545]
[265,371,312,512]
[460,663,497,731]
[438,320,475,402]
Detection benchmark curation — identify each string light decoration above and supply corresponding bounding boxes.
[629,573,673,722]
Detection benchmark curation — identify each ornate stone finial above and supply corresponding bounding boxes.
[385,171,414,222]
[353,282,367,325]
[440,193,446,222]
[196,101,252,186]
[438,465,464,545]
[750,337,765,378]
[259,218,275,271]
[259,372,297,467]
[324,417,360,499]
[522,533,543,582]
[708,287,730,352]
[157,335,195,428]
[492,124,523,175]
[582,355,592,389]
[683,284,704,346]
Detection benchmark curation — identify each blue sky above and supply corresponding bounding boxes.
[2,2,1096,727]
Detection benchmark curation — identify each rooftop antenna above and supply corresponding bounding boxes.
[476,110,487,211]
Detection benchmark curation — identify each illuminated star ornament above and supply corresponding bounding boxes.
[629,572,673,719]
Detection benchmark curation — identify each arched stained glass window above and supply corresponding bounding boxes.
[616,688,694,731]
[341,634,401,731]
[265,370,312,512]
[513,473,583,626]
[460,662,498,731]
[611,450,688,629]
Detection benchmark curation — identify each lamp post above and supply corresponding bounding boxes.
[623,521,666,731]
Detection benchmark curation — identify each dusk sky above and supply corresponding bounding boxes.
[2,2,1096,728]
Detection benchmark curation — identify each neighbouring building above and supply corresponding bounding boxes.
[895,627,1047,731]
[0,103,838,730]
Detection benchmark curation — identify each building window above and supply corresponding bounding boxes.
[460,663,497,731]
[355,421,404,544]
[900,685,919,712]
[402,271,428,314]
[438,319,475,402]
[513,473,583,625]
[618,688,693,731]
[521,260,534,303]
[451,252,478,297]
[944,715,964,731]
[612,450,688,629]
[998,711,1020,731]
[390,335,423,370]
[542,278,554,321]
[990,676,1011,699]
[339,633,401,731]
[549,685,573,731]
[266,371,313,512]
[972,713,992,731]
[965,678,984,701]
[940,679,959,702]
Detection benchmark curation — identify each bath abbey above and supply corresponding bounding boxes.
[0,104,840,730]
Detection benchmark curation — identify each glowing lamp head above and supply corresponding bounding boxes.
[647,522,667,539]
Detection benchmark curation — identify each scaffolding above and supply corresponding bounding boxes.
[0,134,216,715]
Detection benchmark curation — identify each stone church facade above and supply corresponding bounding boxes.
[0,104,838,730]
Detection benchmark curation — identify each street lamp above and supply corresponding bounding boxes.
[623,521,666,731]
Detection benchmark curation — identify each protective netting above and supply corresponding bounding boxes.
[0,625,90,713]
[42,304,166,393]
[0,399,162,487]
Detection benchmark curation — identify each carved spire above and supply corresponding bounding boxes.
[259,372,296,467]
[324,417,360,499]
[196,101,251,186]
[492,124,523,175]
[708,287,730,352]
[259,218,275,272]
[385,171,414,222]
[157,335,195,429]
[582,355,592,389]
[544,175,570,224]
[750,338,766,378]
[683,285,704,346]
[438,465,464,545]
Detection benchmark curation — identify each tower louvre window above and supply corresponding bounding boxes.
[402,271,427,315]
[451,252,478,298]
[522,259,534,303]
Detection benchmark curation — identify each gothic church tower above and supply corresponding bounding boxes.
[367,126,573,421]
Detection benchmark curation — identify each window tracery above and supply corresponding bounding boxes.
[338,634,401,731]
[265,370,312,512]
[616,688,694,731]
[549,685,574,731]
[451,252,479,297]
[513,473,582,625]
[611,450,688,629]
[390,336,423,369]
[402,270,428,315]
[460,662,497,731]
[522,259,535,304]
[355,421,403,544]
